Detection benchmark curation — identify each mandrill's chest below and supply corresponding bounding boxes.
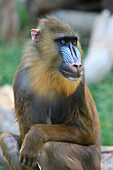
[30,94,76,125]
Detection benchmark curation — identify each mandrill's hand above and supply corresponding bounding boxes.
[19,126,43,167]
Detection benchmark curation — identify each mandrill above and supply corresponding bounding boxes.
[0,16,101,170]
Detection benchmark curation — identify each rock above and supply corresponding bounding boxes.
[0,84,14,110]
[0,85,19,135]
[0,104,19,135]
[53,10,99,34]
[26,0,82,15]
[26,0,113,15]
[101,146,113,170]
[84,10,113,84]
[0,0,20,41]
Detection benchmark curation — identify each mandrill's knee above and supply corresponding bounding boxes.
[37,142,54,169]
[43,141,54,151]
[38,142,52,160]
[41,142,56,158]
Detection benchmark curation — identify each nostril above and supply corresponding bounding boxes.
[73,64,78,68]
[72,64,82,68]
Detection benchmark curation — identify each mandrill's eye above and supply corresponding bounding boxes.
[61,40,66,45]
[72,41,76,45]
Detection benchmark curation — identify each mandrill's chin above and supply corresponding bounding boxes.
[68,77,81,81]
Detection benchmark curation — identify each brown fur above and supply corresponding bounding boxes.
[0,16,101,170]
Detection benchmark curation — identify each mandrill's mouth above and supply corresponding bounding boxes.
[59,68,82,81]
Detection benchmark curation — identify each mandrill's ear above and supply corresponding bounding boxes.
[31,29,40,43]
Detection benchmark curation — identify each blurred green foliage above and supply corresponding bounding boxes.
[0,42,23,85]
[0,166,4,170]
[16,0,31,30]
[90,71,113,145]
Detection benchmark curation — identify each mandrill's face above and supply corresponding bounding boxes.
[30,20,83,98]
[54,35,83,81]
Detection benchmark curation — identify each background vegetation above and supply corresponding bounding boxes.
[0,166,4,170]
[0,1,113,170]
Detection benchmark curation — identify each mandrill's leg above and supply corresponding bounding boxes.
[0,132,25,170]
[37,142,101,170]
[0,133,100,170]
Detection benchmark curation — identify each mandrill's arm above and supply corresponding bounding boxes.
[19,115,95,167]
